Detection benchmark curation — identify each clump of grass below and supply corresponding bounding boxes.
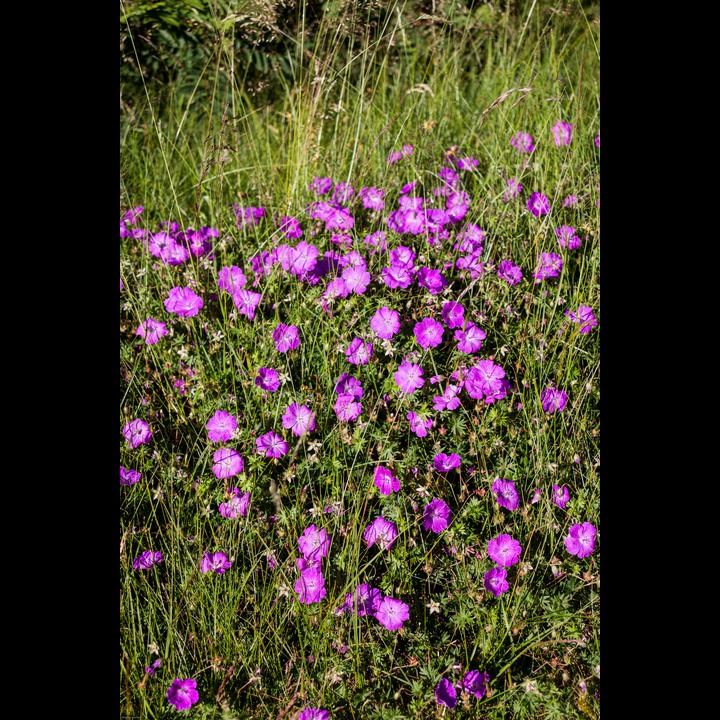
[121,2,600,718]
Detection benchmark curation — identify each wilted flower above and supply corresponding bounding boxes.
[552,484,570,509]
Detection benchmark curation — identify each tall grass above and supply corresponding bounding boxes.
[120,1,600,717]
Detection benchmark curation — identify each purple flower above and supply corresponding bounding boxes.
[492,478,520,511]
[417,267,448,295]
[487,533,522,567]
[232,289,262,320]
[201,551,233,574]
[206,410,238,443]
[133,550,163,570]
[565,305,597,333]
[564,522,597,558]
[503,177,523,202]
[370,306,401,339]
[407,410,434,437]
[464,360,507,400]
[136,317,168,346]
[364,517,398,551]
[455,322,486,354]
[375,596,410,630]
[334,393,362,422]
[555,225,581,249]
[335,372,363,398]
[461,670,490,698]
[553,484,570,509]
[310,176,333,195]
[433,384,461,412]
[212,447,244,479]
[273,323,300,353]
[167,677,199,711]
[458,156,479,171]
[595,135,600,148]
[510,131,535,153]
[394,361,425,393]
[541,387,568,414]
[413,317,444,349]
[123,418,152,448]
[359,186,386,211]
[218,488,250,518]
[533,251,563,282]
[282,403,316,436]
[234,205,265,229]
[484,567,509,597]
[255,367,280,392]
[423,498,452,532]
[164,286,204,317]
[120,466,141,486]
[381,264,415,289]
[144,658,162,676]
[435,678,457,709]
[551,120,573,146]
[527,192,550,217]
[497,259,523,285]
[433,453,461,473]
[294,565,327,604]
[217,265,247,294]
[342,265,371,294]
[441,301,465,329]
[278,215,303,239]
[562,194,579,207]
[256,431,289,458]
[298,524,331,562]
[298,709,330,720]
[346,337,373,365]
[353,583,382,616]
[531,487,542,504]
[374,465,400,495]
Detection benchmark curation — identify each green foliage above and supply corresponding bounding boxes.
[121,1,600,717]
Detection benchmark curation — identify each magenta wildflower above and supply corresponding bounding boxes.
[414,317,444,349]
[464,360,507,400]
[136,317,168,346]
[273,323,300,352]
[298,524,331,562]
[441,301,465,329]
[144,658,162,676]
[374,465,400,495]
[255,367,280,392]
[120,466,141,486]
[334,393,362,422]
[359,186,386,211]
[533,252,563,282]
[541,387,568,413]
[206,410,238,443]
[497,259,523,285]
[503,177,523,202]
[487,533,522,567]
[395,361,425,393]
[381,264,415,289]
[595,135,600,147]
[232,289,262,320]
[492,478,520,511]
[527,192,550,217]
[553,484,570,509]
[364,517,399,551]
[551,120,573,146]
[294,566,326,604]
[370,306,400,339]
[278,215,302,239]
[435,678,457,709]
[282,402,316,436]
[217,265,247,294]
[407,410,434,437]
[510,131,535,153]
[256,431,289,458]
[310,176,333,195]
[212,448,244,479]
[565,305,597,333]
[423,498,452,532]
[484,567,509,597]
[298,709,330,720]
[201,551,233,574]
[133,550,163,570]
[433,384,461,412]
[375,596,410,630]
[123,418,152,448]
[234,205,265,229]
[531,487,542,504]
[353,584,382,616]
[342,265,371,294]
[564,522,597,558]
[164,286,204,317]
[433,453,461,473]
[218,488,250,518]
[167,678,199,711]
[455,322,487,353]
[555,225,581,249]
[417,267,448,295]
[346,337,373,365]
[458,156,479,170]
[461,670,490,698]
[335,372,363,398]
[562,194,579,207]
